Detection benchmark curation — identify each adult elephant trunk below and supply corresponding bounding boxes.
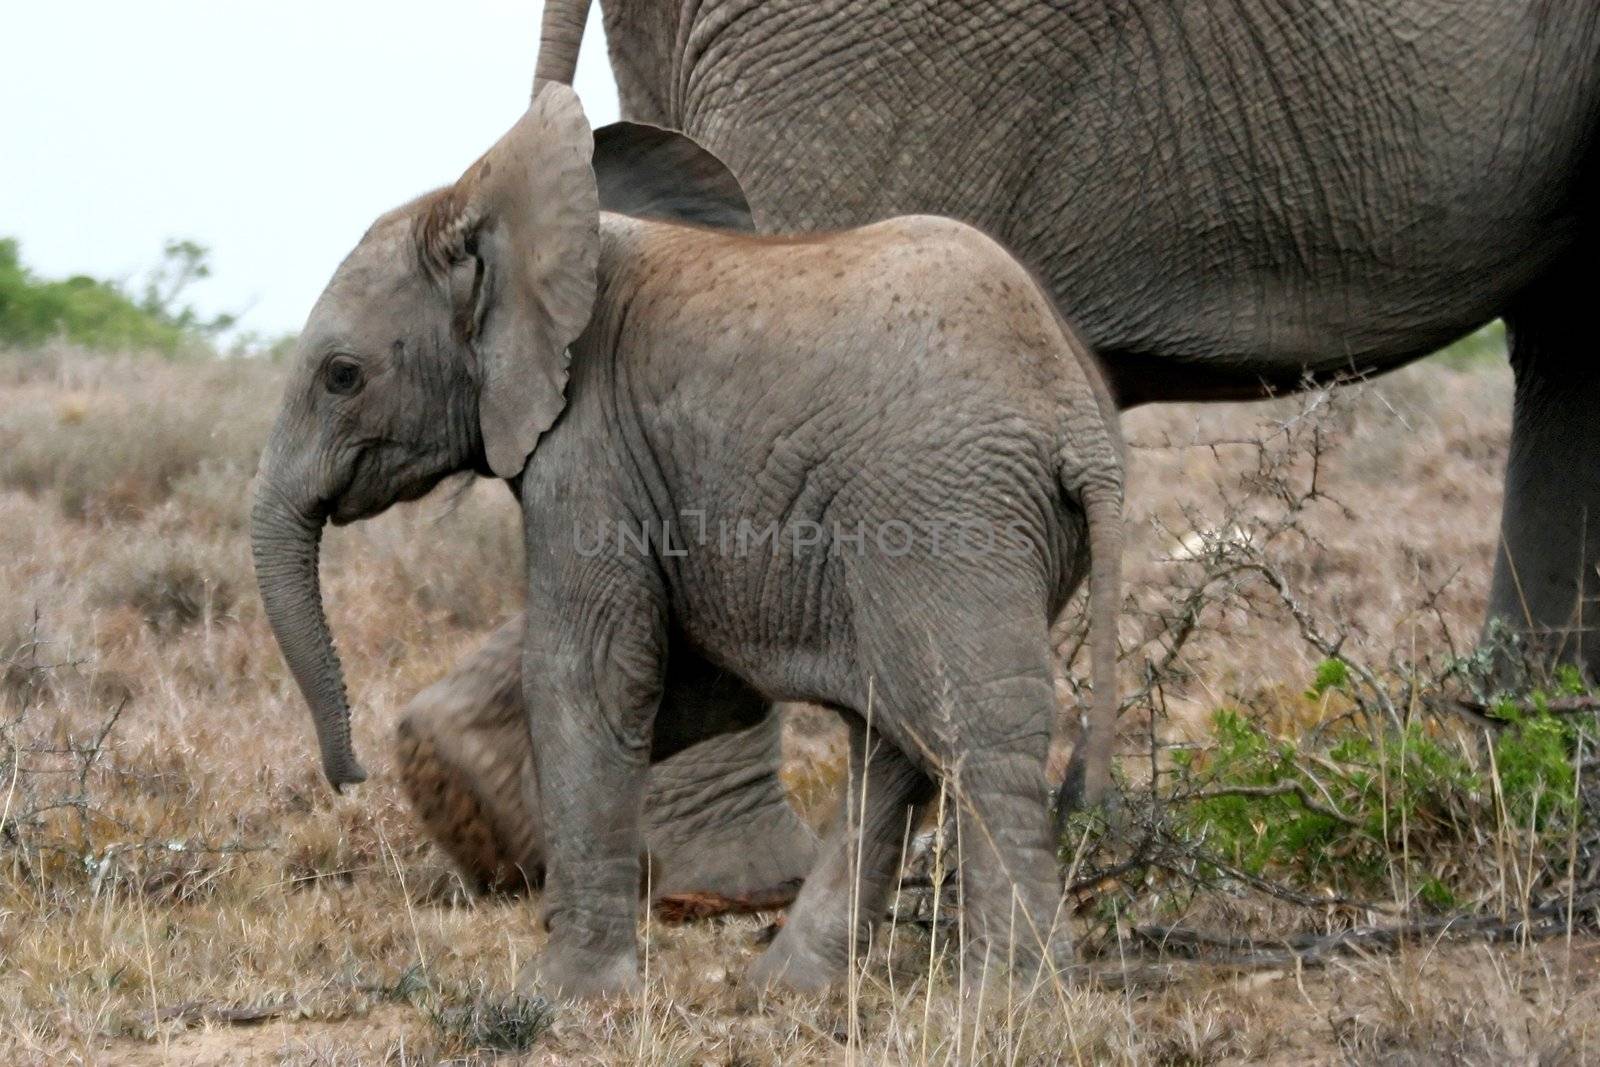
[534,0,590,85]
[251,478,368,790]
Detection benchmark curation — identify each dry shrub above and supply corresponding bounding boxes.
[0,607,56,707]
[1044,377,1596,961]
[0,349,279,522]
[167,457,253,533]
[402,479,524,630]
[427,983,555,1055]
[92,534,240,634]
[1331,950,1588,1066]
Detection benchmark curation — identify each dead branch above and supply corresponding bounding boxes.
[1456,695,1600,720]
[1133,888,1599,961]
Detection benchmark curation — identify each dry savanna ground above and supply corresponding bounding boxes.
[1,337,1596,1065]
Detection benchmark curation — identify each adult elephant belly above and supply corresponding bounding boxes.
[610,0,1594,402]
[601,0,1599,665]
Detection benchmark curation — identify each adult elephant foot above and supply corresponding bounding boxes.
[395,616,818,910]
[1488,263,1600,680]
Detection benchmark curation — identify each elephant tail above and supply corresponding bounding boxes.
[1052,398,1125,834]
[535,0,591,86]
[1054,483,1123,829]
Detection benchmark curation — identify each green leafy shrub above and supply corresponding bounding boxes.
[1489,699,1580,829]
[1169,667,1588,909]
[0,238,231,356]
[1306,656,1349,697]
[1430,320,1506,369]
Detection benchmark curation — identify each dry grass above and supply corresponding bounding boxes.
[0,343,1595,1064]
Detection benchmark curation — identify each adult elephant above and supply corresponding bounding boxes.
[397,0,1596,898]
[534,0,1598,661]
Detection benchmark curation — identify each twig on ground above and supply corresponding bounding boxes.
[1132,889,1600,962]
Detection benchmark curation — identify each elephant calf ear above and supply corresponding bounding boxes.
[593,122,754,232]
[433,81,600,480]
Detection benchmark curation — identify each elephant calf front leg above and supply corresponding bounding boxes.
[395,614,817,907]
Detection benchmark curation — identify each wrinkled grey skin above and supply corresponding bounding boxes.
[252,84,1123,998]
[536,0,1600,669]
[407,0,1599,924]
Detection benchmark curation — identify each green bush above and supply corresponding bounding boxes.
[0,238,231,356]
[1489,697,1581,830]
[1430,320,1506,369]
[1170,677,1587,909]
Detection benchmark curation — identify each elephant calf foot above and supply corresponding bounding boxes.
[750,721,930,994]
[516,942,641,1002]
[747,917,848,994]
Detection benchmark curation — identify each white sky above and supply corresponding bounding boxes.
[0,2,619,339]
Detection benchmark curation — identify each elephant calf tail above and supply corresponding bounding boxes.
[1054,485,1123,827]
[1051,387,1125,832]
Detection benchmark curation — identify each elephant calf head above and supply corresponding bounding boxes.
[251,83,597,789]
[252,83,751,789]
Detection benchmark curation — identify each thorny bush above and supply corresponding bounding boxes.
[1053,383,1598,945]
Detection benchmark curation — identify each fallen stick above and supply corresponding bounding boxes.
[1132,890,1600,963]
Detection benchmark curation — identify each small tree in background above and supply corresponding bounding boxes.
[137,239,236,339]
[0,237,236,356]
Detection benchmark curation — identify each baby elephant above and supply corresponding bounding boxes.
[251,81,1123,999]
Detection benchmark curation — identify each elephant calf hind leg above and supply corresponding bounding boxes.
[749,718,931,993]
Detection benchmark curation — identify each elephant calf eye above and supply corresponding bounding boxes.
[325,359,363,395]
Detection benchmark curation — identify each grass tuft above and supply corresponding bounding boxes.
[428,983,555,1054]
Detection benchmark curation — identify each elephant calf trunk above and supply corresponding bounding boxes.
[251,480,368,790]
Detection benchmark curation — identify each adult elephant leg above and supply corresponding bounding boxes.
[1489,270,1600,676]
[396,616,816,906]
[749,715,932,993]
